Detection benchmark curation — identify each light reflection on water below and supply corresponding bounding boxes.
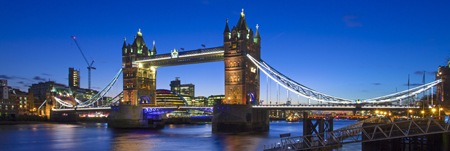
[0,120,361,151]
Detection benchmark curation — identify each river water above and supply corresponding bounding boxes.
[0,120,360,151]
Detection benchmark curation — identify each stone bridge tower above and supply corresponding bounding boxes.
[223,9,261,105]
[122,29,157,106]
[213,9,268,133]
[436,62,450,108]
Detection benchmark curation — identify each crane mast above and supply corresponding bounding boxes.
[71,36,96,90]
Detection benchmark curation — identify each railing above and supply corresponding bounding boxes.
[264,116,450,151]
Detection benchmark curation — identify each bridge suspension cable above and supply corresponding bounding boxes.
[247,54,353,104]
[53,68,122,108]
[247,54,441,104]
[76,68,122,107]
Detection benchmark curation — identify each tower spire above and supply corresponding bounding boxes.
[122,37,127,48]
[151,40,157,55]
[236,8,248,31]
[137,28,142,36]
[255,24,260,38]
[224,18,230,33]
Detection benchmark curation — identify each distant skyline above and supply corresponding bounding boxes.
[1,1,449,104]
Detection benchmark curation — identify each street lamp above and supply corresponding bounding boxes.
[432,108,436,117]
[421,110,424,118]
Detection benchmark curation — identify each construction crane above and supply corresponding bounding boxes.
[71,36,96,90]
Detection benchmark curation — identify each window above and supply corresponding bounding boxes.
[5,105,7,110]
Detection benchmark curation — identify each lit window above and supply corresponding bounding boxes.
[5,105,7,110]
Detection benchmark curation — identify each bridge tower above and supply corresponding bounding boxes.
[223,9,260,105]
[122,29,157,106]
[213,9,268,133]
[436,62,450,108]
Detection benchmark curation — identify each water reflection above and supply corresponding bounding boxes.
[0,120,360,151]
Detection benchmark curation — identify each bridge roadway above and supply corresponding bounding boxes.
[52,104,421,112]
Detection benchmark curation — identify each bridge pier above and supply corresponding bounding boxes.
[212,104,269,133]
[107,104,165,129]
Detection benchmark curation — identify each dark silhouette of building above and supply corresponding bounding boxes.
[69,67,80,88]
[170,77,194,98]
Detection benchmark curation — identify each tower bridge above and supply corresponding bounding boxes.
[45,9,448,133]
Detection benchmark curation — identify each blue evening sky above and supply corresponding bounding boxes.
[1,0,449,104]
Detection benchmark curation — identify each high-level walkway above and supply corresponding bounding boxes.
[264,116,450,151]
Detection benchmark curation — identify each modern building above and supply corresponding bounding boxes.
[206,95,225,106]
[170,77,195,98]
[155,89,188,106]
[69,67,80,88]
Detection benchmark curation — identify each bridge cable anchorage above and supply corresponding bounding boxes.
[76,68,122,107]
[246,54,442,104]
[101,91,123,107]
[38,100,47,110]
